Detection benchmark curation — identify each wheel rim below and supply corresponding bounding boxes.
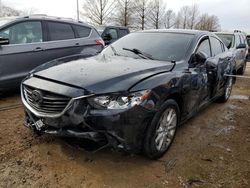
[155,108,177,151]
[225,77,233,99]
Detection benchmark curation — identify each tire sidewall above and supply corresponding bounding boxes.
[144,99,180,159]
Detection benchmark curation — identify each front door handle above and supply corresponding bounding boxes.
[33,47,44,52]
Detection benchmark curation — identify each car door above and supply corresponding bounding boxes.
[182,37,211,115]
[0,20,46,89]
[41,21,81,62]
[234,34,244,70]
[208,36,231,98]
[72,24,103,56]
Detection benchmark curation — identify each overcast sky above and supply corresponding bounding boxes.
[2,0,250,33]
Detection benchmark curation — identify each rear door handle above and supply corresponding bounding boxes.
[75,43,80,46]
[33,47,44,52]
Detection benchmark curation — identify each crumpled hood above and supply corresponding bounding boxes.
[33,54,174,94]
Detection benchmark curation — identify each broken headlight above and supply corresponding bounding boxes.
[88,90,151,110]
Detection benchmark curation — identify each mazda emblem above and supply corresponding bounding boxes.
[31,90,43,105]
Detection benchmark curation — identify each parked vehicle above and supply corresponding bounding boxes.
[96,26,130,45]
[215,31,248,74]
[247,35,250,60]
[0,15,104,92]
[21,29,235,159]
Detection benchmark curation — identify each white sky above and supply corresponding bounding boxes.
[2,0,250,33]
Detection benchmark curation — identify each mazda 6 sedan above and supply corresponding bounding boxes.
[21,29,235,159]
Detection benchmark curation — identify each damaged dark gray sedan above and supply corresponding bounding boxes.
[21,30,235,159]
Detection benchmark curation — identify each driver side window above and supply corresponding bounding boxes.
[0,21,43,45]
[197,39,211,57]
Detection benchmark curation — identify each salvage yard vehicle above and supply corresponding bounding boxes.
[0,15,104,92]
[96,25,130,45]
[21,29,235,159]
[247,35,250,60]
[215,31,248,75]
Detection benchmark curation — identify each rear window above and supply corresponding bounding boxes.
[103,32,194,62]
[73,25,91,38]
[216,34,234,49]
[96,26,105,35]
[47,21,75,41]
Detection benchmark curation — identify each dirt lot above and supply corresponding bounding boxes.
[0,64,250,188]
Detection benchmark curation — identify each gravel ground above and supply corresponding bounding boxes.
[0,64,249,188]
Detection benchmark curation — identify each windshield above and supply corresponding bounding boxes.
[96,26,105,35]
[102,32,194,62]
[216,34,234,49]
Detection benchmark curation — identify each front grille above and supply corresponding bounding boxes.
[23,85,71,115]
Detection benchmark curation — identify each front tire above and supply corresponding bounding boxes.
[217,76,233,103]
[144,99,180,159]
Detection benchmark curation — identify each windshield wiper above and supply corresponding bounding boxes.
[122,48,154,60]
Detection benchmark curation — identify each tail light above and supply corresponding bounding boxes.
[95,38,105,47]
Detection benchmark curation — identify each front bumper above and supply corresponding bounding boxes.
[23,89,155,153]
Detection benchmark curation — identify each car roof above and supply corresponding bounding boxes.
[1,14,93,28]
[137,29,212,37]
[215,31,245,36]
[96,25,129,29]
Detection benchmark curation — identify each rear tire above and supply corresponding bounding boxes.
[144,99,180,159]
[237,61,246,75]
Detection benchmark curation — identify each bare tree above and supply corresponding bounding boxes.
[177,6,189,29]
[195,13,220,31]
[174,12,181,29]
[134,0,150,30]
[81,0,117,25]
[0,5,21,17]
[148,0,166,29]
[22,8,38,16]
[164,9,175,29]
[188,4,199,29]
[115,0,135,27]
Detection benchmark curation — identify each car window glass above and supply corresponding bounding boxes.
[235,35,241,47]
[197,39,211,57]
[47,22,75,41]
[215,34,233,49]
[106,28,118,40]
[240,35,246,44]
[247,36,250,45]
[73,25,91,38]
[210,37,223,56]
[119,29,128,37]
[0,21,43,44]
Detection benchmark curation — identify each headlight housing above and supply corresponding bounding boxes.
[88,90,151,110]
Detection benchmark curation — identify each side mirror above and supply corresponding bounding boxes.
[0,37,9,45]
[195,51,208,64]
[236,43,246,49]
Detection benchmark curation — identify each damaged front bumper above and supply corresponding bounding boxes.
[22,84,155,153]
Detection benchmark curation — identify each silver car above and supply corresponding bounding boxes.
[215,31,248,75]
[0,15,104,92]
